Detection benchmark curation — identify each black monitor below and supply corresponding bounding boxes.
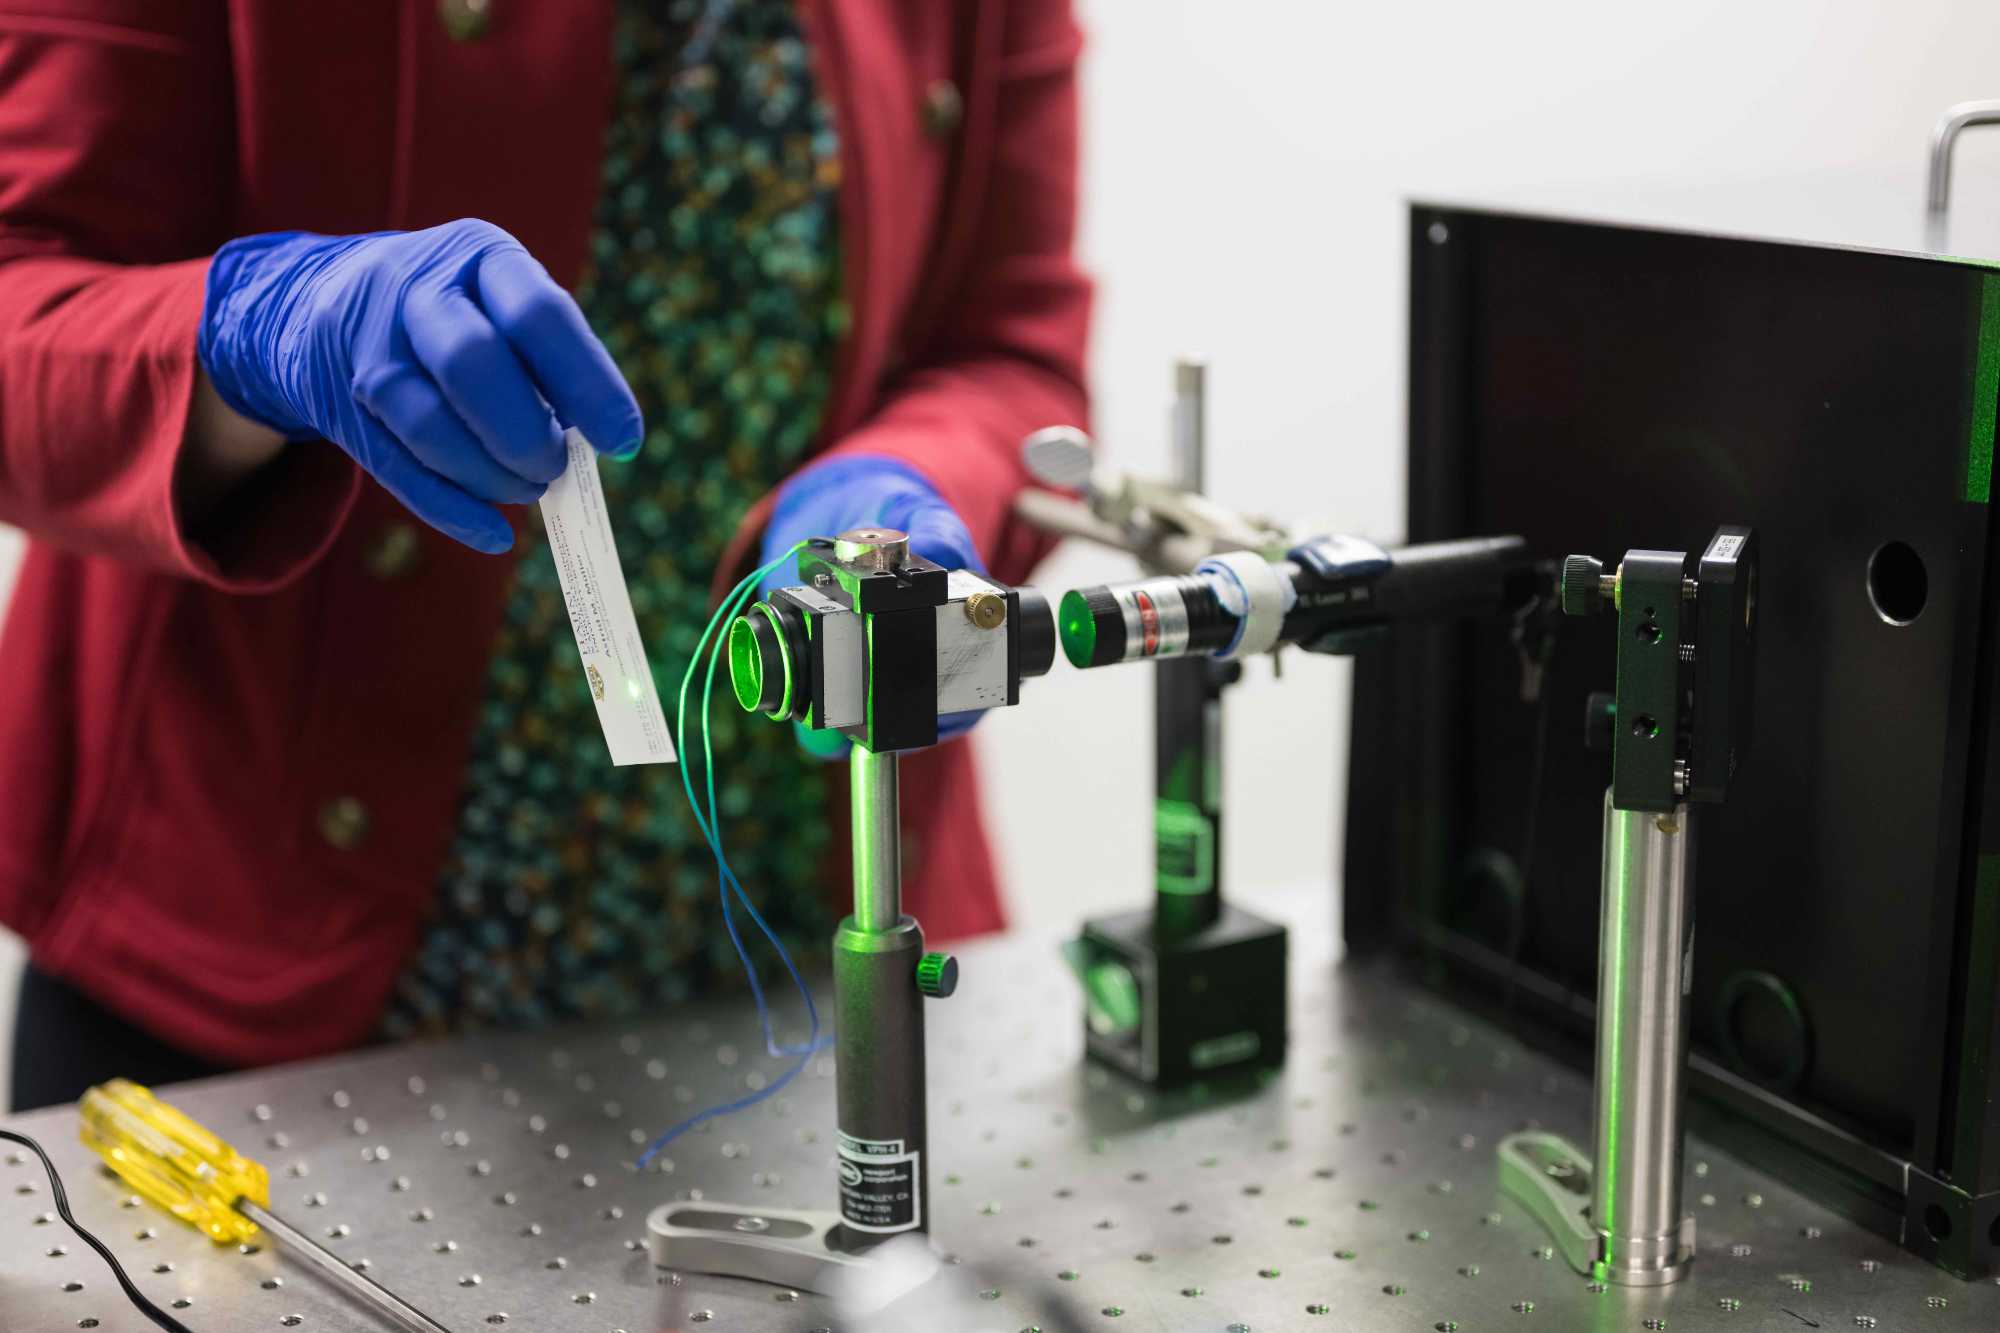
[1346,181,2000,1276]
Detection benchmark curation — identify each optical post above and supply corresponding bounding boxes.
[647,528,1055,1291]
[1499,526,1758,1286]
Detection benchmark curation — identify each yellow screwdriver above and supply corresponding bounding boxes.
[80,1078,456,1333]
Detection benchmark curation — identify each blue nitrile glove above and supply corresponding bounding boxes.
[198,219,644,553]
[760,456,986,752]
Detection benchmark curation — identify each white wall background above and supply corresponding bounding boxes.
[979,0,2000,932]
[6,0,2000,1105]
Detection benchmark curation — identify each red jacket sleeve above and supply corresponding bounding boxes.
[0,8,359,590]
[816,0,1091,587]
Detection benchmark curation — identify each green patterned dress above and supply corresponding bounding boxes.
[382,0,845,1038]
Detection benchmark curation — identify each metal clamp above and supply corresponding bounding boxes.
[1016,359,1291,578]
[1927,100,2000,214]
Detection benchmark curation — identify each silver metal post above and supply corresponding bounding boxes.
[1588,792,1697,1285]
[1928,99,2000,213]
[1155,356,1226,937]
[1496,789,1699,1284]
[238,1200,455,1333]
[850,745,901,933]
[1172,357,1206,493]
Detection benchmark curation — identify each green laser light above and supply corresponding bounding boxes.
[727,603,796,720]
[728,617,763,714]
[1058,588,1097,669]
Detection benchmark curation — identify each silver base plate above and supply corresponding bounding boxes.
[1498,1129,1697,1286]
[645,1201,937,1296]
[1,885,1993,1331]
[646,1202,859,1292]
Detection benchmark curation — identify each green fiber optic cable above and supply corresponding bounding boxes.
[638,541,818,1170]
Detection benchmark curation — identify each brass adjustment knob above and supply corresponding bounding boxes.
[964,591,1007,630]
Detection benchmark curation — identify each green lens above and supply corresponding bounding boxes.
[1058,589,1098,669]
[1084,960,1142,1038]
[728,617,763,714]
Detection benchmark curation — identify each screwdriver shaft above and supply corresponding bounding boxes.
[237,1200,454,1333]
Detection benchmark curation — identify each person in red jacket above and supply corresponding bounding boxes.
[0,0,1089,1110]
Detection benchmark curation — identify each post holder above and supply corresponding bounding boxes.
[1499,526,1756,1286]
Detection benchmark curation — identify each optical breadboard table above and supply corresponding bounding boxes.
[3,886,1994,1332]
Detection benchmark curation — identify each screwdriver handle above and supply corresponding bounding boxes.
[78,1079,270,1245]
[78,1080,460,1331]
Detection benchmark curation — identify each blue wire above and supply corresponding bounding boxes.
[639,546,829,1169]
[634,1048,813,1164]
[684,558,821,1057]
[700,572,822,1057]
[671,561,805,1051]
[676,562,818,1035]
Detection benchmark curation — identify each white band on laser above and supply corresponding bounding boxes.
[1198,551,1292,659]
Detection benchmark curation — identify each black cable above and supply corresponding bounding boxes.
[0,1127,196,1333]
[1502,595,1561,1016]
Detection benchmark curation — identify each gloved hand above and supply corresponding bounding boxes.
[759,455,986,751]
[198,219,644,553]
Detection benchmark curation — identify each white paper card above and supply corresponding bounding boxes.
[539,429,676,765]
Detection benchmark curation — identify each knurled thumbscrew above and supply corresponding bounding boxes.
[1559,554,1616,617]
[916,952,959,999]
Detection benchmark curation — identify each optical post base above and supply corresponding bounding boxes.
[658,747,946,1292]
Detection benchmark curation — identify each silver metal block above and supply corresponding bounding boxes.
[935,569,1010,714]
[783,583,864,728]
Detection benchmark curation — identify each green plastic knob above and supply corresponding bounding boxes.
[915,952,959,999]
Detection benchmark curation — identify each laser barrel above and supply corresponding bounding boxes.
[1058,534,1535,668]
[1061,575,1239,668]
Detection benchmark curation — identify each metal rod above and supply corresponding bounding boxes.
[1588,793,1697,1285]
[851,745,901,933]
[1012,488,1131,551]
[1928,99,2000,213]
[1010,490,1216,575]
[1154,357,1225,936]
[1172,356,1206,492]
[834,743,929,1242]
[238,1200,455,1333]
